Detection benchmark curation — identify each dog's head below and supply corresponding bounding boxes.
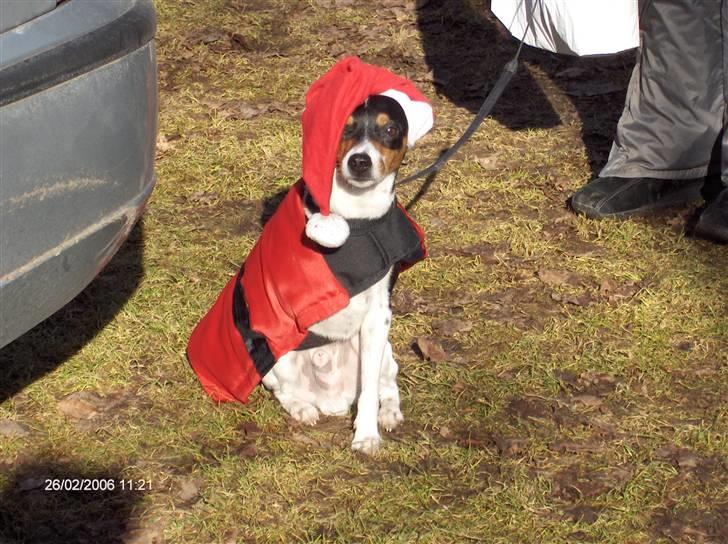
[336,95,409,189]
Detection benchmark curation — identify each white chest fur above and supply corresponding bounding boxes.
[329,170,396,219]
[308,269,392,341]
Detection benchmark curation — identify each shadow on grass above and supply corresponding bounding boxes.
[416,0,634,178]
[0,460,145,544]
[0,221,145,403]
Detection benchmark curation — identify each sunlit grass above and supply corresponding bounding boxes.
[1,0,726,542]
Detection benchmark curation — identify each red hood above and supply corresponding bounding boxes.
[301,56,430,216]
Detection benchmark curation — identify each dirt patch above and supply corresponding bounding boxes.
[651,505,728,544]
[557,370,622,398]
[439,241,511,261]
[550,463,634,503]
[561,504,604,525]
[655,444,728,487]
[479,286,562,330]
[507,396,553,422]
[181,195,264,236]
[281,415,354,450]
[391,287,475,315]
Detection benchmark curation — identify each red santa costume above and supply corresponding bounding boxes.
[187,57,434,404]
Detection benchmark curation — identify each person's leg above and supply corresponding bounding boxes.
[695,0,728,243]
[695,188,728,242]
[571,0,724,218]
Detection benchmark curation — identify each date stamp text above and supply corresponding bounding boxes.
[43,479,151,492]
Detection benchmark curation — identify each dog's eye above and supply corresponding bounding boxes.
[385,125,400,138]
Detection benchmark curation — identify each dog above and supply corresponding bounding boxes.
[187,58,433,455]
[261,95,413,454]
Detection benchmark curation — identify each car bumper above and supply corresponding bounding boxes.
[0,0,158,348]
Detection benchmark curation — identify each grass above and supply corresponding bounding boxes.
[1,0,727,542]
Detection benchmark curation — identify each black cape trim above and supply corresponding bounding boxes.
[231,268,276,378]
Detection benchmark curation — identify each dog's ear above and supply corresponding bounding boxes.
[379,89,434,147]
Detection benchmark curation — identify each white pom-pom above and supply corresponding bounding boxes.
[379,89,434,147]
[305,212,350,248]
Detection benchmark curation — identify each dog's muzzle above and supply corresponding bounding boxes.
[347,153,372,177]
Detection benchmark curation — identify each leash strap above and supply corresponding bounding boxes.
[395,0,536,187]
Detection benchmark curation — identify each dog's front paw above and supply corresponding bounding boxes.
[289,400,320,426]
[378,402,404,432]
[351,435,381,455]
[318,397,351,417]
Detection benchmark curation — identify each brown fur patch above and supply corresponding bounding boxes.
[373,139,407,175]
[376,112,390,127]
[345,115,354,126]
[337,137,357,166]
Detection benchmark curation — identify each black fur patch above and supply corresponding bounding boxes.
[342,95,408,151]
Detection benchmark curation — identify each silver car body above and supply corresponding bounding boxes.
[0,0,158,347]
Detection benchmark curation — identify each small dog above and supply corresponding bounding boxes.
[187,58,432,455]
[262,95,415,454]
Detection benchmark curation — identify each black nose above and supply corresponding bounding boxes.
[348,153,372,175]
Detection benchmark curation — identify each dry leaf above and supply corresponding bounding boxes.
[178,477,204,503]
[189,191,217,204]
[122,524,164,544]
[156,133,174,154]
[474,155,499,170]
[676,451,701,471]
[222,529,240,544]
[562,293,593,307]
[291,432,319,446]
[234,441,259,459]
[415,336,447,362]
[548,440,598,453]
[571,394,603,408]
[433,318,474,336]
[496,437,528,457]
[217,100,269,120]
[57,392,105,420]
[537,267,572,287]
[186,27,227,46]
[240,421,262,439]
[599,279,641,303]
[0,419,30,438]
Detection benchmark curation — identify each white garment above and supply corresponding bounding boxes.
[491,0,639,56]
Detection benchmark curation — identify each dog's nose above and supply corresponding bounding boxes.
[348,153,372,175]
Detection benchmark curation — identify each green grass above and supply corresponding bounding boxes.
[1,0,726,542]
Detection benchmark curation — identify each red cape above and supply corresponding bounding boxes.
[187,181,425,403]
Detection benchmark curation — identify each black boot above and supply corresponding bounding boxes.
[694,188,728,243]
[570,177,704,219]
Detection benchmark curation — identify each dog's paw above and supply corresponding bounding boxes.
[378,403,404,432]
[289,401,320,426]
[318,397,351,417]
[351,435,381,455]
